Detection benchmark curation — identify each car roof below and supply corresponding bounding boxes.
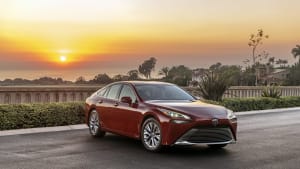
[117,81,174,86]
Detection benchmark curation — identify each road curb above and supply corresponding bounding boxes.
[0,124,88,137]
[235,107,300,116]
[1,107,299,137]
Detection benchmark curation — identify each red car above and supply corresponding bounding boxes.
[85,81,237,152]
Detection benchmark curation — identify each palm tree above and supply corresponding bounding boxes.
[268,57,275,66]
[158,67,169,78]
[276,59,288,68]
[291,45,300,64]
[138,57,157,79]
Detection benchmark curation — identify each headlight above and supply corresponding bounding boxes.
[158,108,191,120]
[227,109,237,122]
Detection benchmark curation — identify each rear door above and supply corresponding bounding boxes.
[100,84,122,131]
[94,86,109,128]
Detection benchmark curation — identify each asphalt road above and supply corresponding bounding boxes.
[0,110,300,169]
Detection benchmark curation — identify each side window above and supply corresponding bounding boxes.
[106,84,121,100]
[119,85,137,102]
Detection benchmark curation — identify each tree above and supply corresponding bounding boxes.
[241,67,256,86]
[219,65,242,86]
[112,74,129,81]
[207,63,242,86]
[158,67,169,79]
[291,45,300,64]
[138,57,157,79]
[248,29,269,65]
[91,74,112,84]
[285,45,300,85]
[276,59,288,68]
[268,57,275,66]
[127,69,139,80]
[286,64,300,85]
[248,29,269,85]
[32,77,67,85]
[166,65,192,86]
[209,62,222,71]
[75,76,86,84]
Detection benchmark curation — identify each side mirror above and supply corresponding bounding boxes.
[121,96,132,105]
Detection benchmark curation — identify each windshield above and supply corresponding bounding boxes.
[135,84,195,101]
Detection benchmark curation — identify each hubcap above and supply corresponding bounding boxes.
[89,111,99,135]
[143,121,161,149]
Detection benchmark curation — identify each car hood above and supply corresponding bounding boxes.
[145,100,228,118]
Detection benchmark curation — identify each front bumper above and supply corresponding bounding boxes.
[174,127,236,145]
[160,118,237,145]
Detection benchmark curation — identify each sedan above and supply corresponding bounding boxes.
[85,81,237,152]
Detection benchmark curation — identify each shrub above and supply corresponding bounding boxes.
[0,102,85,130]
[261,85,282,98]
[210,97,300,112]
[198,72,229,101]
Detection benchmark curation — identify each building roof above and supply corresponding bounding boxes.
[272,69,289,74]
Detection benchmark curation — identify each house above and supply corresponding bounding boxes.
[257,66,290,85]
[262,69,290,85]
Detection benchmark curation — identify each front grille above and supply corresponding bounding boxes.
[176,127,234,144]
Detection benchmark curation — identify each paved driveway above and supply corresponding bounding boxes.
[0,110,300,169]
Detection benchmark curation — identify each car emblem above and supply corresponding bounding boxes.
[212,118,218,127]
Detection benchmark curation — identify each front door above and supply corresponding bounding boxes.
[115,84,141,137]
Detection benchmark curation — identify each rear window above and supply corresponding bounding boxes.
[106,84,122,100]
[96,87,108,97]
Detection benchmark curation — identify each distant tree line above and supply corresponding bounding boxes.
[0,77,73,86]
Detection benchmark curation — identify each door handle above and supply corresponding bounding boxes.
[98,100,103,104]
[114,102,119,106]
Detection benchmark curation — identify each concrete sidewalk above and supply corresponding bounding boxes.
[1,107,300,137]
[0,124,88,137]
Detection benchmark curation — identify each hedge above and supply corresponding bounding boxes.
[204,96,300,112]
[0,102,85,130]
[1,97,300,130]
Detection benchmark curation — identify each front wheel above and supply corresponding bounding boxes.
[141,118,162,152]
[89,110,106,137]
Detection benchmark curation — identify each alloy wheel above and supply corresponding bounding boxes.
[89,110,105,137]
[142,118,162,151]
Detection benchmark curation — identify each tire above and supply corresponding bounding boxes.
[141,118,162,152]
[208,144,228,149]
[89,110,106,138]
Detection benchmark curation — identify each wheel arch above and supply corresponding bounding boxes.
[139,112,159,137]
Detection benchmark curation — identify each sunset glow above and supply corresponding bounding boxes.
[59,56,67,63]
[0,0,300,80]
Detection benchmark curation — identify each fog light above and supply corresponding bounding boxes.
[172,119,190,124]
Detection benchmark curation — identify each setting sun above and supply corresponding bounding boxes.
[59,56,67,62]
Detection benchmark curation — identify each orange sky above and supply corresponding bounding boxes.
[0,0,300,80]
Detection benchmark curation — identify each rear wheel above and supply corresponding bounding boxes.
[208,144,227,149]
[141,118,162,152]
[89,110,106,137]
